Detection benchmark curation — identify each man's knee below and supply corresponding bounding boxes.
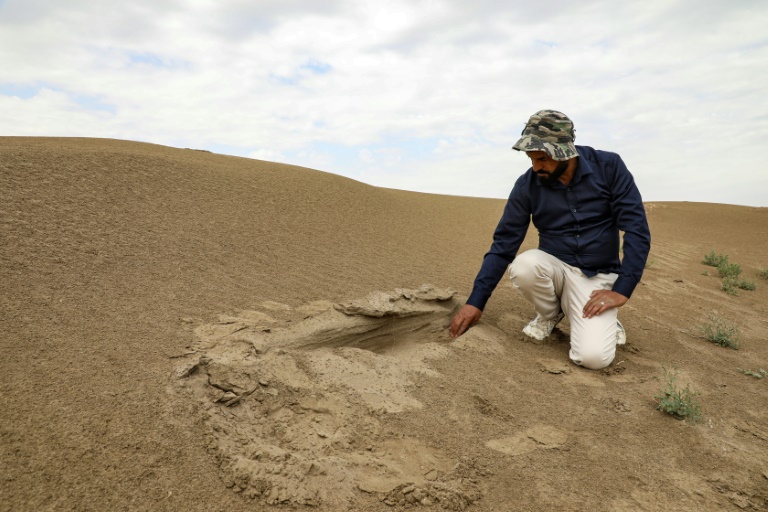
[570,347,615,370]
[509,250,544,287]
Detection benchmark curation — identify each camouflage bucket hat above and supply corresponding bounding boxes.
[512,109,577,161]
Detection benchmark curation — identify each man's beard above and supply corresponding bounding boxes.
[537,160,569,186]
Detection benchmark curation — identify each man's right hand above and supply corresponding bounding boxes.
[449,304,483,338]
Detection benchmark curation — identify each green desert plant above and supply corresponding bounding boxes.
[721,277,739,295]
[737,368,767,379]
[645,258,656,269]
[702,250,728,267]
[701,252,754,294]
[737,279,756,291]
[701,313,739,349]
[717,261,742,278]
[721,277,756,295]
[654,366,702,422]
[758,268,768,280]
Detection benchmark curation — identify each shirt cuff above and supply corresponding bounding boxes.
[612,276,637,299]
[466,290,490,311]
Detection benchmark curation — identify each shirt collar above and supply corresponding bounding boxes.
[569,147,593,186]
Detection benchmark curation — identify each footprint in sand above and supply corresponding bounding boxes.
[537,358,606,387]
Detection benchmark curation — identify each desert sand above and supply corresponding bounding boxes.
[2,137,767,511]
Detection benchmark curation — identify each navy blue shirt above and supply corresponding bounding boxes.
[467,145,651,311]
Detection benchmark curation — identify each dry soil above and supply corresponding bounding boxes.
[2,137,768,511]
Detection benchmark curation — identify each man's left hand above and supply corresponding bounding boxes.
[583,290,627,318]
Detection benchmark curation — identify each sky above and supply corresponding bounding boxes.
[1,0,767,206]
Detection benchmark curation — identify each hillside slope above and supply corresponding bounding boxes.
[2,138,767,511]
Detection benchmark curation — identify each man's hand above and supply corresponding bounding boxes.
[449,304,483,338]
[583,290,627,318]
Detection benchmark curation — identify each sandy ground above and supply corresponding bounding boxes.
[2,137,768,511]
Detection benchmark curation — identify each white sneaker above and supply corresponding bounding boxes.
[616,320,626,346]
[522,312,564,340]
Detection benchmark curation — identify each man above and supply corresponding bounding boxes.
[449,110,650,370]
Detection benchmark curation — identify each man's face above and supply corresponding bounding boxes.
[526,151,568,185]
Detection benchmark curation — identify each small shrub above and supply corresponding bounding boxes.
[758,268,768,280]
[701,314,739,349]
[701,270,710,276]
[721,278,739,295]
[717,261,742,278]
[655,366,702,422]
[738,368,767,379]
[702,250,728,267]
[738,279,756,291]
[722,277,756,294]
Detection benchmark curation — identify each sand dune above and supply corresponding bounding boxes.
[2,137,767,511]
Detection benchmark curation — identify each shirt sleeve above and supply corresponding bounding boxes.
[608,155,651,298]
[466,178,531,310]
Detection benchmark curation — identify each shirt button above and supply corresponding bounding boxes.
[576,234,580,238]
[572,209,577,213]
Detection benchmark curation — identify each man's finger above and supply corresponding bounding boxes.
[584,297,604,318]
[457,317,471,336]
[450,305,482,338]
[450,316,466,338]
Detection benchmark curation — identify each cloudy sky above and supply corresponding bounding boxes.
[2,0,767,206]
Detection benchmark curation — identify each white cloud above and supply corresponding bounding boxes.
[1,0,767,205]
[246,148,286,162]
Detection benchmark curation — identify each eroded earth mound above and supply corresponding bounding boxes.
[172,285,505,509]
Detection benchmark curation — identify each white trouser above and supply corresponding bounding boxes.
[509,249,620,370]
